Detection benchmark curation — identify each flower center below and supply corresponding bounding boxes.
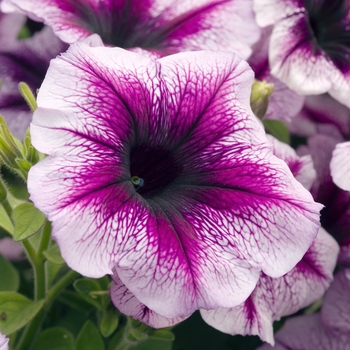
[305,0,350,72]
[130,144,183,199]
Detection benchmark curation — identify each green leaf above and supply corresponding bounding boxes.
[0,254,19,292]
[0,206,14,235]
[130,339,172,350]
[44,243,64,265]
[0,292,44,335]
[32,327,74,350]
[148,329,175,341]
[100,310,119,337]
[12,203,46,241]
[263,119,290,144]
[76,320,104,350]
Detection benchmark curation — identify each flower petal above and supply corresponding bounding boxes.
[257,314,350,350]
[330,141,350,192]
[248,26,304,122]
[110,273,188,327]
[4,0,260,58]
[28,41,322,319]
[201,227,338,344]
[321,269,350,333]
[0,332,9,350]
[266,134,316,190]
[253,0,303,27]
[269,12,337,95]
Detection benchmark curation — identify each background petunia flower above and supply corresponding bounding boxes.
[0,332,9,350]
[254,0,350,108]
[0,237,24,261]
[200,227,339,345]
[257,269,350,350]
[28,35,322,320]
[0,12,67,138]
[248,26,304,122]
[2,0,260,59]
[330,141,350,192]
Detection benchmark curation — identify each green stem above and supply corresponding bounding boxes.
[37,221,51,259]
[21,238,45,301]
[47,270,79,304]
[15,270,78,350]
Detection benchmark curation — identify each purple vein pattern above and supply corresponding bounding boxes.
[201,227,339,344]
[254,0,350,108]
[2,0,260,59]
[258,269,350,350]
[28,36,322,320]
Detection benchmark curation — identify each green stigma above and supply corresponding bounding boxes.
[131,176,144,188]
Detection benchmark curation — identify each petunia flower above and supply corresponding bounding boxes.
[0,237,24,261]
[28,35,322,320]
[248,26,304,122]
[0,332,9,350]
[254,0,350,108]
[0,12,67,138]
[257,269,350,350]
[200,227,339,344]
[2,0,260,59]
[330,141,350,192]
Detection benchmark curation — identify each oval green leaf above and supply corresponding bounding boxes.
[32,327,74,350]
[0,255,19,292]
[12,203,46,241]
[0,292,44,335]
[76,320,104,350]
[100,311,119,338]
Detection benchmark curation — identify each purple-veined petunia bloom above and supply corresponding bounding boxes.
[200,227,339,344]
[28,35,322,319]
[248,26,304,122]
[258,269,350,350]
[288,94,350,140]
[330,141,350,192]
[2,0,260,59]
[0,332,9,350]
[254,0,350,108]
[0,12,68,138]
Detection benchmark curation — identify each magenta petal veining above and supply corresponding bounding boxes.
[27,36,322,319]
[2,0,260,58]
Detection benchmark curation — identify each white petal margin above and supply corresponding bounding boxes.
[0,332,9,350]
[330,141,350,192]
[253,0,303,27]
[200,227,339,345]
[266,134,316,190]
[110,273,189,328]
[269,12,350,108]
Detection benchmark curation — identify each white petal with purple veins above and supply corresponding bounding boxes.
[4,0,260,58]
[201,227,338,344]
[110,273,188,327]
[28,39,322,319]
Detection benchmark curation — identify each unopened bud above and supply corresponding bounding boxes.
[250,80,274,120]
